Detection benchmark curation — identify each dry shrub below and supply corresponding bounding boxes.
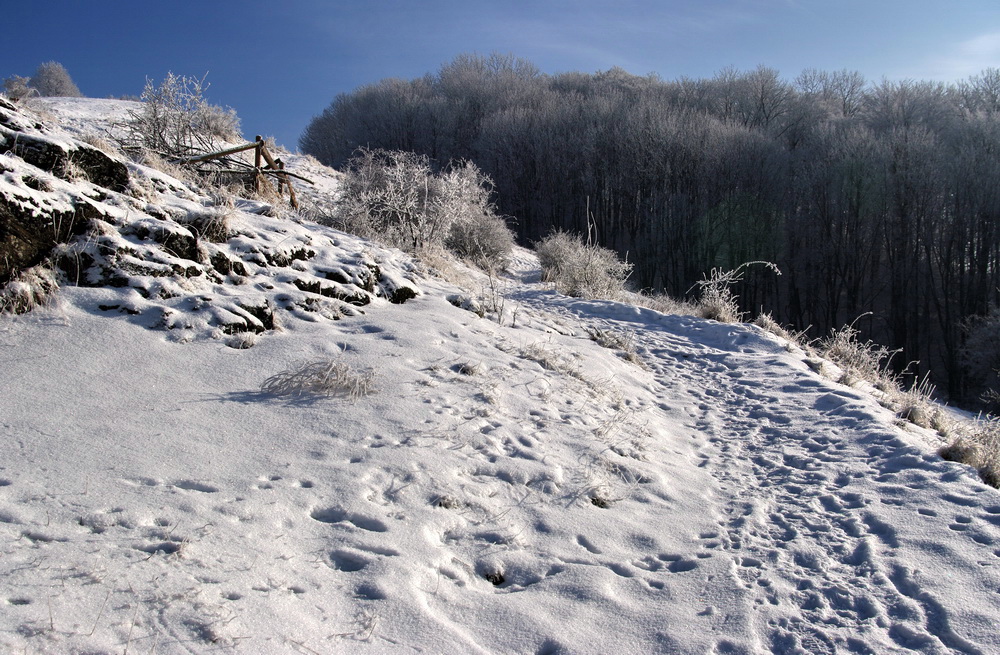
[446,210,515,272]
[753,312,797,342]
[335,149,511,267]
[226,331,257,350]
[818,320,896,388]
[691,261,780,324]
[78,133,121,157]
[123,72,241,157]
[628,291,698,316]
[587,326,642,365]
[181,208,232,243]
[137,150,195,184]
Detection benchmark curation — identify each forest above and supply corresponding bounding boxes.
[300,53,1000,407]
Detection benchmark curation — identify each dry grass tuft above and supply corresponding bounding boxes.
[818,320,896,388]
[261,359,376,401]
[940,417,1000,487]
[0,265,59,314]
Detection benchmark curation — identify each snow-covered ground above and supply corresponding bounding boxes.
[2,98,1000,654]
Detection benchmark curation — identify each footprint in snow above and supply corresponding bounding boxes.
[311,507,389,532]
[656,553,699,573]
[576,535,602,554]
[172,480,219,493]
[256,475,283,489]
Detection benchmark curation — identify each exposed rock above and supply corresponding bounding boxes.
[0,129,128,192]
[122,220,199,262]
[0,199,92,284]
[1,99,129,283]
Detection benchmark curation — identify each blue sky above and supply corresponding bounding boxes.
[6,1,1000,149]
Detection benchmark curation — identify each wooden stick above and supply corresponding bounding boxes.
[257,141,300,208]
[174,141,259,164]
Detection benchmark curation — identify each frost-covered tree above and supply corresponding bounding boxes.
[29,61,82,97]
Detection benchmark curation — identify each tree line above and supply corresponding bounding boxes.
[300,53,1000,405]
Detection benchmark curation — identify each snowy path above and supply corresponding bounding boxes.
[525,282,1000,654]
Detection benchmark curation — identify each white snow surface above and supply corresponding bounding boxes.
[2,99,1000,655]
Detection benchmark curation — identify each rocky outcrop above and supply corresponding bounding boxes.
[0,98,129,191]
[1,97,422,342]
[0,98,127,284]
[0,196,95,284]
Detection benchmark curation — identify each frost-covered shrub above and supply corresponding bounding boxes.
[180,208,233,243]
[124,73,241,157]
[819,320,896,388]
[941,417,1000,488]
[334,149,440,251]
[695,271,742,323]
[2,75,35,101]
[335,149,514,267]
[587,326,642,365]
[439,161,514,269]
[628,290,698,316]
[446,212,515,270]
[692,261,780,324]
[0,265,59,314]
[534,230,632,299]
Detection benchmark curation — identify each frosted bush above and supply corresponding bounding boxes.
[437,161,514,270]
[2,75,35,101]
[692,261,780,324]
[446,213,515,271]
[941,417,1000,488]
[819,321,895,388]
[534,230,632,299]
[0,265,59,314]
[335,149,513,268]
[334,149,442,251]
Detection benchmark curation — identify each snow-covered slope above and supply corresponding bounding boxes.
[2,98,1000,655]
